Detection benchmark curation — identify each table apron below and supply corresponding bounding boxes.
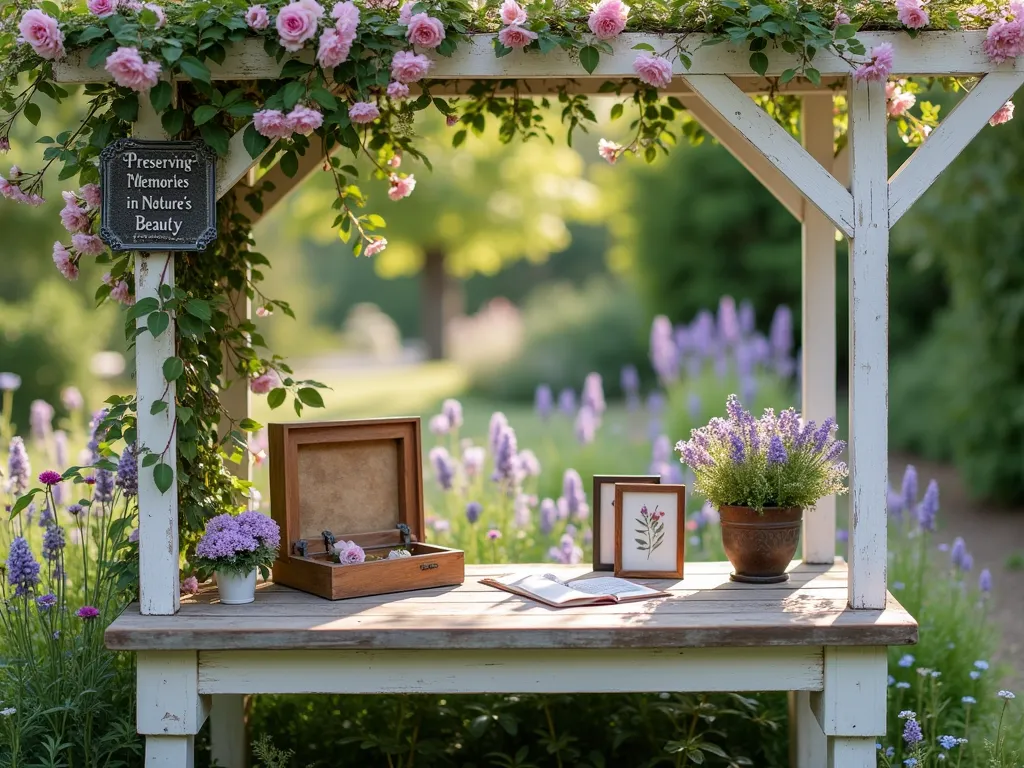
[197,647,824,695]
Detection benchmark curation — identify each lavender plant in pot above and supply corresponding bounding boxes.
[676,395,848,583]
[193,511,281,604]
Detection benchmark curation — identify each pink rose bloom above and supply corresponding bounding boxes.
[365,237,387,256]
[9,166,21,178]
[143,3,167,28]
[18,9,65,60]
[105,47,162,92]
[896,0,929,29]
[498,25,538,48]
[500,0,528,26]
[80,183,102,208]
[853,42,894,81]
[250,369,281,394]
[990,99,1015,125]
[388,173,416,200]
[446,113,458,127]
[318,28,353,67]
[276,0,324,52]
[391,50,432,82]
[398,2,415,24]
[109,279,133,305]
[253,109,293,139]
[288,104,323,135]
[60,201,90,234]
[598,138,621,164]
[88,0,118,17]
[983,18,1024,64]
[587,0,628,40]
[180,576,200,595]
[633,52,673,88]
[833,9,851,26]
[406,13,445,48]
[53,242,78,281]
[331,0,360,36]
[0,138,9,153]
[72,233,106,255]
[348,101,380,123]
[887,89,916,116]
[388,153,402,168]
[246,5,271,29]
[387,81,410,99]
[335,540,366,565]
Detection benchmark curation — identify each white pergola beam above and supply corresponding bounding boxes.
[888,70,1024,225]
[800,93,838,564]
[216,124,275,201]
[846,78,889,611]
[52,31,1018,85]
[682,74,854,237]
[682,95,804,222]
[234,147,331,225]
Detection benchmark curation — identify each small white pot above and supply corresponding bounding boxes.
[216,568,257,605]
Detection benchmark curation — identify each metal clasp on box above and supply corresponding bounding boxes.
[293,540,308,558]
[396,522,412,548]
[321,530,336,552]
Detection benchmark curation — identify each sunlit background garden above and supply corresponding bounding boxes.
[3,84,1024,765]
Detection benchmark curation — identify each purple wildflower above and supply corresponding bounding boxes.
[534,384,554,420]
[86,409,107,464]
[488,412,509,455]
[76,605,100,620]
[429,414,450,435]
[725,394,749,424]
[517,449,541,478]
[41,525,65,562]
[575,406,597,445]
[767,435,787,465]
[7,437,31,496]
[728,430,746,464]
[647,391,666,416]
[35,593,57,612]
[465,501,482,524]
[462,446,486,478]
[539,498,557,534]
[738,299,756,336]
[950,537,967,570]
[901,465,919,516]
[67,503,84,517]
[836,528,849,542]
[236,510,280,549]
[887,485,904,519]
[0,372,21,391]
[650,315,679,383]
[6,537,40,597]
[620,365,640,398]
[717,296,741,346]
[429,447,456,491]
[38,470,61,486]
[115,444,138,497]
[916,479,939,532]
[979,568,993,593]
[487,528,502,541]
[937,735,958,750]
[582,373,606,417]
[93,469,114,503]
[690,310,716,357]
[902,718,923,746]
[961,552,974,572]
[812,418,836,454]
[547,533,583,564]
[560,469,588,520]
[652,435,672,464]
[195,514,259,560]
[824,440,846,461]
[37,502,53,527]
[687,393,701,423]
[513,494,533,527]
[491,426,518,484]
[770,305,794,376]
[29,400,55,443]
[557,388,576,417]
[61,386,84,411]
[441,398,463,430]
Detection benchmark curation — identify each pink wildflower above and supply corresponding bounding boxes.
[348,101,380,123]
[633,52,673,88]
[388,153,402,168]
[387,81,411,99]
[276,0,324,52]
[53,242,79,281]
[498,25,538,48]
[446,114,459,127]
[588,0,629,40]
[76,605,100,620]
[597,138,621,164]
[18,9,65,60]
[982,18,1024,64]
[331,0,360,36]
[990,99,1015,125]
[246,4,271,29]
[180,576,200,595]
[398,1,414,24]
[72,233,106,256]
[80,183,102,208]
[853,42,894,81]
[60,200,90,234]
[105,47,162,92]
[288,105,323,135]
[9,166,21,178]
[318,28,353,67]
[250,369,281,394]
[406,13,445,48]
[365,237,387,256]
[88,0,118,17]
[253,109,293,139]
[390,50,431,82]
[500,0,528,25]
[388,173,416,200]
[833,9,851,26]
[109,280,133,305]
[886,85,916,116]
[896,0,929,29]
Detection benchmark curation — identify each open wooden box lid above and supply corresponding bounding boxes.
[268,417,426,555]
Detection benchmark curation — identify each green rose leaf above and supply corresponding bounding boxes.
[580,45,600,75]
[153,462,174,494]
[297,387,325,408]
[162,356,184,381]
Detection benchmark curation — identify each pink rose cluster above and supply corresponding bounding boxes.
[588,0,628,40]
[365,237,388,256]
[885,82,916,117]
[0,169,45,207]
[990,99,1015,126]
[249,369,282,394]
[104,272,134,306]
[896,0,929,29]
[633,52,673,89]
[348,101,380,124]
[387,50,431,97]
[983,5,1024,64]
[253,104,324,139]
[52,183,108,278]
[276,0,324,52]
[18,9,65,60]
[832,9,851,27]
[388,173,416,200]
[105,47,162,93]
[317,1,360,66]
[246,4,270,29]
[853,42,894,82]
[497,0,538,49]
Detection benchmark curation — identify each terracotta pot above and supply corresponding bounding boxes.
[718,505,803,584]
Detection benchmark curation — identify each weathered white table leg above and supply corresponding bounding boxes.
[138,652,205,768]
[791,690,827,767]
[210,694,247,768]
[811,647,887,768]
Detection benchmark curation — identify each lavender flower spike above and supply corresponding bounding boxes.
[534,384,554,421]
[6,537,41,597]
[116,443,139,498]
[7,437,31,496]
[767,435,787,465]
[901,465,919,516]
[916,478,939,532]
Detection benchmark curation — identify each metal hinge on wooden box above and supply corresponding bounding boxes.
[268,417,465,600]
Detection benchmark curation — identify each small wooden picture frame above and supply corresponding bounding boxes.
[592,474,661,571]
[614,483,686,579]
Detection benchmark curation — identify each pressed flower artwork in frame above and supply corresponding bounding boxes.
[592,474,661,571]
[614,484,685,578]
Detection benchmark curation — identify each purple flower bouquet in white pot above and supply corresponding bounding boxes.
[193,511,280,605]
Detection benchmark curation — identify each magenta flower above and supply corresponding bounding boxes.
[853,43,894,82]
[76,605,100,620]
[38,470,62,486]
[990,100,1014,126]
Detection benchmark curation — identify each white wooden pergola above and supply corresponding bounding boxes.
[54,30,1022,767]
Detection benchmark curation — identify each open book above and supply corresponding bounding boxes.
[481,573,670,608]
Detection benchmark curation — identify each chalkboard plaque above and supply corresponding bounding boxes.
[99,138,217,252]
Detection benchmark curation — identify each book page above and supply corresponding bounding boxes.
[566,576,663,598]
[488,574,610,606]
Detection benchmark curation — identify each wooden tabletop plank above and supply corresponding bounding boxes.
[106,560,917,651]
